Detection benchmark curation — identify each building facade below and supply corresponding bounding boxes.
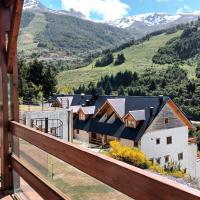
[52,94,200,180]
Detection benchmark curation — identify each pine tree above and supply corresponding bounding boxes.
[104,81,112,95]
[118,86,125,96]
[114,53,126,65]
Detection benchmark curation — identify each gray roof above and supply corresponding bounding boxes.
[71,95,170,141]
[129,110,146,121]
[80,106,96,115]
[70,105,81,113]
[107,98,125,118]
[54,94,175,141]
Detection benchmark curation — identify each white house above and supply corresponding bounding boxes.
[52,94,200,180]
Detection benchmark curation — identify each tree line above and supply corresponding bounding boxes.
[95,51,126,67]
[74,65,200,121]
[19,59,57,104]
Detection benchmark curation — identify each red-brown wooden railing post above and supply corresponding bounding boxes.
[0,5,12,191]
[0,0,23,192]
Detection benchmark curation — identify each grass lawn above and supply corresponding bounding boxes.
[19,141,132,200]
[57,31,194,92]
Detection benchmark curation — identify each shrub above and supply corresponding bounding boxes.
[109,141,186,178]
[109,141,151,169]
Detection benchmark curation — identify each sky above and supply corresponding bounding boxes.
[40,0,200,21]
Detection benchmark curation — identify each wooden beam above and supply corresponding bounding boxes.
[10,121,200,200]
[10,155,69,200]
[7,0,23,73]
[0,6,12,191]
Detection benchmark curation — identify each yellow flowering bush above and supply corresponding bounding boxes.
[109,141,186,178]
[109,141,151,169]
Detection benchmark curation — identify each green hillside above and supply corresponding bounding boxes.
[57,30,197,92]
[18,10,132,69]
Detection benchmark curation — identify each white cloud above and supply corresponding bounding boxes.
[176,4,200,14]
[61,0,130,21]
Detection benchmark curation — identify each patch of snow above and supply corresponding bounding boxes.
[108,13,182,28]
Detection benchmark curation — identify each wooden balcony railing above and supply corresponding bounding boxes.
[9,121,200,200]
[1,2,200,198]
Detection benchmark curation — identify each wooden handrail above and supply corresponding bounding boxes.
[10,121,200,200]
[10,155,69,200]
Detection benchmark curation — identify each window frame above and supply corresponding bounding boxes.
[156,138,160,145]
[178,152,183,161]
[164,155,169,163]
[164,117,169,124]
[166,136,172,145]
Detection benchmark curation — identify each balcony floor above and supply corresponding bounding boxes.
[0,192,13,200]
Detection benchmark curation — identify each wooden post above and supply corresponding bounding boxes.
[0,0,23,192]
[0,6,11,191]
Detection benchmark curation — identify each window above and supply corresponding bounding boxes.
[79,113,85,120]
[166,136,172,145]
[164,118,169,124]
[156,138,160,145]
[76,129,79,134]
[126,120,135,128]
[164,155,169,163]
[156,158,161,164]
[178,153,183,160]
[134,141,138,147]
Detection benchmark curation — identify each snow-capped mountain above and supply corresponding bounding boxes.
[107,13,200,38]
[23,0,45,10]
[109,13,183,28]
[23,0,86,19]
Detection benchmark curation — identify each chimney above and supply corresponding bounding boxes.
[92,89,99,100]
[81,93,85,99]
[85,99,90,106]
[159,95,164,105]
[66,98,69,109]
[150,107,154,117]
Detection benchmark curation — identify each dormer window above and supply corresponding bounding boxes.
[126,120,136,128]
[78,106,95,121]
[79,113,85,120]
[123,110,145,129]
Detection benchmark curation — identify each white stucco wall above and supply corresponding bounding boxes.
[74,130,89,143]
[140,126,189,170]
[120,139,134,147]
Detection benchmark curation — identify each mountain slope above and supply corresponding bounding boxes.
[57,30,197,92]
[19,9,133,69]
[153,26,200,64]
[108,13,200,38]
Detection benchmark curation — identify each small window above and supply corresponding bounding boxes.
[79,113,85,120]
[156,138,160,145]
[164,155,169,163]
[76,129,79,134]
[166,136,172,145]
[178,153,183,160]
[126,120,135,128]
[156,157,161,164]
[164,118,169,124]
[134,141,138,147]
